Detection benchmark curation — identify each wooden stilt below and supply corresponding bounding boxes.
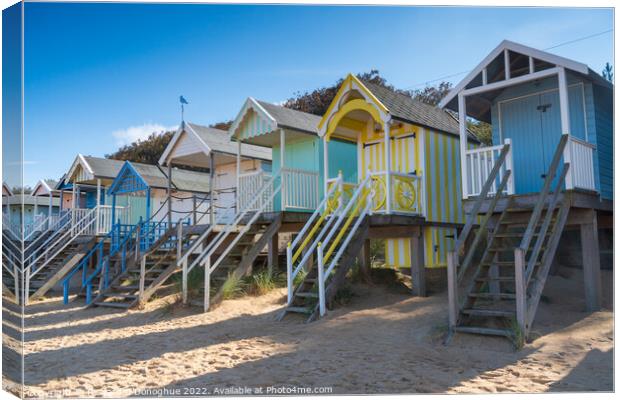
[267,232,278,275]
[359,238,372,283]
[581,209,602,311]
[410,232,426,296]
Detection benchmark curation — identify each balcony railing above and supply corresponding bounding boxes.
[238,170,273,212]
[281,167,320,210]
[566,136,596,191]
[464,139,515,198]
[239,168,320,212]
[368,170,425,215]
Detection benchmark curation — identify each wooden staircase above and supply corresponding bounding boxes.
[282,217,369,322]
[190,215,282,309]
[280,174,373,322]
[26,235,96,301]
[92,224,210,309]
[448,134,572,343]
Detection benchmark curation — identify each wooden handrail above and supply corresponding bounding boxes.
[519,134,569,253]
[457,169,511,281]
[525,163,570,284]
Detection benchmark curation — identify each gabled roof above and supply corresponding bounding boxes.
[362,80,464,136]
[255,100,321,135]
[318,73,479,142]
[2,182,13,197]
[160,121,271,166]
[438,39,612,111]
[228,97,322,140]
[32,179,58,196]
[67,154,125,182]
[108,160,211,195]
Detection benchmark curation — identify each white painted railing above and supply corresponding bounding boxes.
[367,170,425,215]
[24,207,98,304]
[180,171,282,311]
[97,205,129,234]
[238,170,273,212]
[464,139,514,198]
[282,167,320,210]
[566,136,596,191]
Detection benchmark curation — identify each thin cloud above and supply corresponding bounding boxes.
[112,123,177,146]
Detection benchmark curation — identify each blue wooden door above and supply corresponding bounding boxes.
[500,94,546,194]
[500,86,585,194]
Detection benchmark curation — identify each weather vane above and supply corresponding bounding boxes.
[179,95,189,122]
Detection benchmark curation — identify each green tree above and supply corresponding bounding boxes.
[413,81,453,106]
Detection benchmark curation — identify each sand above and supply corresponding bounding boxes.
[3,267,614,397]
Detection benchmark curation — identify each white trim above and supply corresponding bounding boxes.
[158,124,187,165]
[462,67,560,97]
[227,97,277,140]
[67,154,94,183]
[438,39,589,109]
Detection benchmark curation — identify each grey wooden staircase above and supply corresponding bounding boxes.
[189,215,282,308]
[92,224,210,309]
[448,134,572,343]
[26,235,96,301]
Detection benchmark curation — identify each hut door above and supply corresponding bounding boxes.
[500,94,546,194]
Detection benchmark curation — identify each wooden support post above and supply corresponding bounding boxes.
[267,232,278,275]
[139,256,146,299]
[458,93,468,199]
[236,140,241,213]
[323,136,329,195]
[447,252,458,330]
[167,163,173,226]
[182,260,188,304]
[384,120,391,214]
[192,194,197,225]
[204,258,211,312]
[209,153,215,225]
[558,67,573,189]
[280,128,286,211]
[359,238,372,283]
[514,248,527,337]
[488,229,500,298]
[581,209,601,311]
[95,178,101,234]
[410,233,426,296]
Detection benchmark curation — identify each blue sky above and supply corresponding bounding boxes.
[16,3,614,186]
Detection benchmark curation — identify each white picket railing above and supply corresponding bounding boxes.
[238,170,273,212]
[464,139,515,198]
[24,207,98,304]
[180,172,281,311]
[566,136,596,191]
[281,167,320,210]
[97,205,129,234]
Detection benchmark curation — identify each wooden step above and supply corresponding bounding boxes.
[476,276,515,282]
[285,306,312,314]
[468,292,516,300]
[454,326,513,337]
[295,292,318,298]
[94,301,132,308]
[103,293,137,299]
[462,308,515,318]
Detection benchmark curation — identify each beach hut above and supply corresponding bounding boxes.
[159,121,272,221]
[280,74,480,321]
[229,98,357,213]
[438,40,613,340]
[67,160,212,308]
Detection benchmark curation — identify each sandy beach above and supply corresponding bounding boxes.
[4,267,614,397]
